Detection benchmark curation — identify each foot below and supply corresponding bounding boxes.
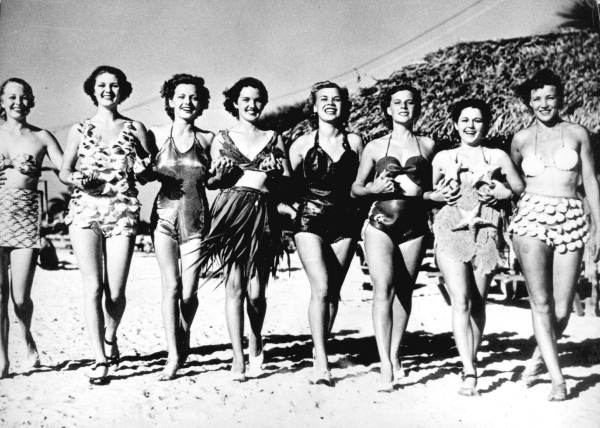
[104,336,120,366]
[230,366,247,383]
[247,349,264,378]
[25,344,41,369]
[158,359,180,381]
[393,361,407,381]
[309,370,335,387]
[376,380,395,393]
[548,382,567,402]
[522,356,545,388]
[86,361,109,385]
[458,372,479,397]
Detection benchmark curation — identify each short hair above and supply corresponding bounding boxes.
[0,77,35,120]
[379,84,422,128]
[83,65,133,105]
[306,81,351,129]
[223,77,268,118]
[516,68,564,106]
[160,74,210,120]
[449,98,493,132]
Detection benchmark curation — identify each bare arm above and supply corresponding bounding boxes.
[58,124,82,186]
[40,129,64,174]
[579,126,600,260]
[497,150,524,196]
[351,142,393,198]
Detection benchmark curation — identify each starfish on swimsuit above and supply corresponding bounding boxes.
[439,159,467,187]
[451,203,495,233]
[470,164,500,189]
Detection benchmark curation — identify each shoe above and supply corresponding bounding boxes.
[548,382,567,402]
[247,350,264,377]
[86,361,109,385]
[158,359,180,381]
[458,372,479,397]
[230,367,247,383]
[309,370,335,387]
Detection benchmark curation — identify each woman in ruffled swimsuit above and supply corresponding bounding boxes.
[431,99,523,396]
[289,81,363,386]
[199,77,291,382]
[352,85,433,391]
[0,78,63,378]
[510,69,600,401]
[60,66,151,383]
[147,74,231,380]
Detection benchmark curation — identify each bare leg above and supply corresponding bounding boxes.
[103,234,135,359]
[225,266,246,378]
[154,232,182,379]
[69,227,106,366]
[0,249,9,377]
[328,238,356,335]
[470,269,492,360]
[552,249,583,337]
[246,264,268,359]
[9,248,40,368]
[179,238,203,361]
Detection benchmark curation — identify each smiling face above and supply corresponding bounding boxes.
[0,81,33,120]
[234,86,264,122]
[454,107,485,146]
[387,90,416,126]
[169,83,202,121]
[314,87,343,124]
[94,72,121,107]
[529,84,560,123]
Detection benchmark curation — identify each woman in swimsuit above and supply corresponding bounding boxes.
[199,77,291,382]
[147,74,232,380]
[59,66,150,383]
[510,69,600,401]
[289,81,363,386]
[351,85,433,391]
[431,98,523,396]
[0,78,63,378]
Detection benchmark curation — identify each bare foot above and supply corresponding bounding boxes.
[158,359,180,381]
[458,372,479,397]
[25,341,41,368]
[548,382,567,401]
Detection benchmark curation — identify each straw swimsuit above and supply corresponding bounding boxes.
[150,127,210,243]
[367,134,431,244]
[295,131,360,243]
[0,153,42,248]
[65,120,140,237]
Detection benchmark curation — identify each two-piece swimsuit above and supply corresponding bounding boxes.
[366,134,431,244]
[150,127,210,244]
[433,148,503,275]
[0,153,42,248]
[65,120,140,237]
[199,130,285,279]
[295,131,360,243]
[509,124,589,252]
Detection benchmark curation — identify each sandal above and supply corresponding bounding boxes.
[86,361,109,385]
[458,372,479,397]
[548,382,567,402]
[104,335,120,366]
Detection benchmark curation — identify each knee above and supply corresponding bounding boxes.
[12,297,32,315]
[106,292,126,307]
[181,292,198,307]
[247,294,265,309]
[529,297,552,316]
[451,295,470,314]
[226,285,244,301]
[310,284,330,302]
[162,281,180,301]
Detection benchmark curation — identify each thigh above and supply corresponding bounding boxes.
[153,231,181,285]
[0,249,9,301]
[8,248,38,299]
[364,225,395,296]
[552,248,583,311]
[512,235,553,303]
[331,237,357,276]
[180,238,203,296]
[398,235,425,281]
[69,226,103,282]
[295,232,332,291]
[435,250,472,300]
[104,234,135,295]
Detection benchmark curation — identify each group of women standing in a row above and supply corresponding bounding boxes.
[0,66,598,403]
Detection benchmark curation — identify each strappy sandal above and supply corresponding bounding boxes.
[86,361,110,385]
[458,372,479,397]
[548,382,567,402]
[104,336,120,366]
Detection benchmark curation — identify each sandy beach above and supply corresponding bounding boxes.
[1,249,599,428]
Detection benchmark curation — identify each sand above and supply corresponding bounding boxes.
[1,249,599,428]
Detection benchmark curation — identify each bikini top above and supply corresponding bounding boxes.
[154,127,210,189]
[218,130,283,172]
[374,134,431,190]
[300,131,359,197]
[76,119,138,196]
[521,123,579,177]
[0,152,40,177]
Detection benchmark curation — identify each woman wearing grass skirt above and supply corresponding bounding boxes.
[510,69,600,401]
[289,81,363,386]
[0,78,63,378]
[351,84,433,391]
[198,77,290,382]
[431,99,523,396]
[59,66,151,383]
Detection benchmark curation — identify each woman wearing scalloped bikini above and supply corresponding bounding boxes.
[510,69,600,401]
[431,99,523,396]
[198,77,291,382]
[289,81,363,386]
[59,66,151,383]
[0,78,63,378]
[351,85,433,391]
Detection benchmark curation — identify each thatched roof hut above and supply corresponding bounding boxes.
[283,29,599,152]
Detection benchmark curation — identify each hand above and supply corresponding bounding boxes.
[366,170,395,194]
[477,180,511,206]
[433,179,461,205]
[259,153,283,175]
[209,157,235,178]
[277,203,298,221]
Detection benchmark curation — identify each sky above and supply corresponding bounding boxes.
[0,0,569,218]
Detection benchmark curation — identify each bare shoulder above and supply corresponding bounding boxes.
[417,135,435,156]
[432,148,454,166]
[289,131,314,154]
[488,147,511,163]
[564,122,589,140]
[512,128,532,148]
[346,132,363,150]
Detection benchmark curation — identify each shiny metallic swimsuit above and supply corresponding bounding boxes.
[151,128,210,243]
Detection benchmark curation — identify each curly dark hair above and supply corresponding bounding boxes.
[305,81,350,129]
[160,74,210,120]
[450,98,493,133]
[83,65,132,106]
[223,77,268,118]
[379,84,422,128]
[0,77,35,120]
[516,68,564,107]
